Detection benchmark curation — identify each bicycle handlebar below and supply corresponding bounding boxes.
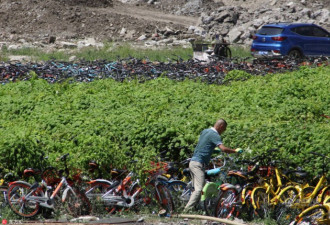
[60,153,70,161]
[310,152,329,159]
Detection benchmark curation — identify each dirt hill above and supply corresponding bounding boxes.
[0,0,329,45]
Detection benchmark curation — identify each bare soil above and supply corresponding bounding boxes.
[0,0,198,43]
[0,0,328,44]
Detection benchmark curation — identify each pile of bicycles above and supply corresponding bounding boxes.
[0,56,328,85]
[3,152,184,219]
[1,149,329,225]
[209,149,330,225]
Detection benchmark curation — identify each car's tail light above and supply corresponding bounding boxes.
[251,48,256,52]
[252,35,257,40]
[272,36,287,41]
[273,50,280,53]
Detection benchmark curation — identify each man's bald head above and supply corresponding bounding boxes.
[214,119,227,134]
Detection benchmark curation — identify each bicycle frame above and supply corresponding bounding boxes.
[201,155,229,201]
[295,196,330,224]
[276,173,329,209]
[276,152,329,209]
[251,166,284,209]
[87,165,173,210]
[17,176,76,209]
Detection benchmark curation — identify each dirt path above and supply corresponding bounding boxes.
[99,1,198,27]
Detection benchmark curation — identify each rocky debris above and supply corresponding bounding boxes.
[61,0,113,7]
[0,0,329,49]
[194,0,330,44]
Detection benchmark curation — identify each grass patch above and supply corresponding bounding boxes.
[76,42,193,62]
[230,44,252,58]
[0,42,194,62]
[0,41,252,62]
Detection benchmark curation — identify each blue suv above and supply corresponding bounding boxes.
[251,23,330,58]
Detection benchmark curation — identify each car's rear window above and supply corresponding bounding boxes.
[257,27,283,35]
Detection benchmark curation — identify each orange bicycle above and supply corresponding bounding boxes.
[7,153,91,218]
[86,161,174,215]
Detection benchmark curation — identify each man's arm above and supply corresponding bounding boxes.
[218,144,238,154]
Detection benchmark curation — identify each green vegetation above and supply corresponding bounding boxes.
[0,65,329,177]
[0,42,250,62]
[230,44,251,58]
[0,42,194,62]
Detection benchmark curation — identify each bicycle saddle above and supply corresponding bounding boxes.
[167,163,179,174]
[182,168,191,178]
[227,170,249,180]
[285,170,309,178]
[205,168,221,178]
[23,168,40,177]
[220,183,242,193]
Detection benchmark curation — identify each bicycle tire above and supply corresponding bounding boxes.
[241,186,255,221]
[127,182,143,213]
[106,182,136,215]
[251,187,271,219]
[214,188,239,219]
[278,187,299,207]
[85,181,113,213]
[7,182,40,218]
[275,187,300,224]
[294,205,328,225]
[302,186,318,206]
[155,184,174,214]
[320,186,330,204]
[166,180,187,211]
[203,191,221,216]
[65,187,92,217]
[224,46,232,59]
[0,186,7,208]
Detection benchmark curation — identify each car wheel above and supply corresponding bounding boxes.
[288,49,302,59]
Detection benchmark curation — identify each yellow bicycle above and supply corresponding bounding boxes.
[250,150,298,220]
[276,152,329,210]
[293,195,330,225]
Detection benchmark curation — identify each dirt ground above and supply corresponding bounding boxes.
[0,0,197,43]
[1,0,328,45]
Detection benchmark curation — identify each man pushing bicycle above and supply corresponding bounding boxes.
[183,118,243,212]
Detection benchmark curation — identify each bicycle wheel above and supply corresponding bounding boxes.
[0,186,8,217]
[202,182,222,216]
[294,205,327,225]
[203,191,221,216]
[0,186,7,208]
[214,188,239,219]
[155,184,174,214]
[279,187,299,207]
[241,186,255,221]
[302,186,318,206]
[275,187,300,224]
[224,46,232,59]
[252,187,271,219]
[107,183,136,215]
[320,186,330,204]
[166,180,187,212]
[85,181,113,214]
[65,187,92,217]
[7,183,40,218]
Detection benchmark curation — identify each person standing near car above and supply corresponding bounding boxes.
[183,118,243,212]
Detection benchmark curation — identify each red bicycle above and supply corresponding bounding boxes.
[85,161,174,215]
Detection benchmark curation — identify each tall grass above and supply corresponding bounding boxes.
[0,42,251,62]
[230,44,252,58]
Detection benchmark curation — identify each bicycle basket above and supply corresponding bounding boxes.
[147,161,169,176]
[70,168,83,183]
[267,166,275,177]
[258,166,269,177]
[42,167,60,186]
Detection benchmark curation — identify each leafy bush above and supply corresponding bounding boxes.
[0,66,329,176]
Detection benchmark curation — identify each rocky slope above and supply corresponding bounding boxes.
[0,0,329,50]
